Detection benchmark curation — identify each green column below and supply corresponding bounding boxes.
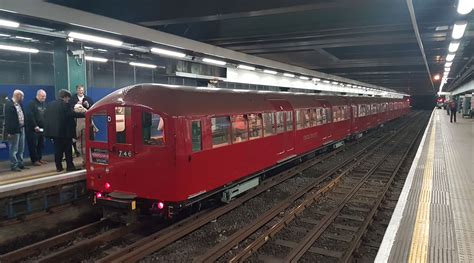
[53,40,87,95]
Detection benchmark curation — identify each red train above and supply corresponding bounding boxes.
[85,84,410,218]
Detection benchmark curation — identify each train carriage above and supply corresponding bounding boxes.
[85,84,409,218]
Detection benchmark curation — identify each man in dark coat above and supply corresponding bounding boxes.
[449,98,457,123]
[5,90,27,171]
[69,84,93,157]
[26,89,47,166]
[44,89,85,172]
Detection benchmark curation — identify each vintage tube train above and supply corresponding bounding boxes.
[85,84,410,219]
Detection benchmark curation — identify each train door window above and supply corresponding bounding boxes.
[248,113,263,139]
[191,120,202,152]
[262,112,275,137]
[115,107,131,144]
[296,110,304,130]
[286,111,293,131]
[232,115,248,143]
[90,112,108,142]
[275,112,285,133]
[211,116,231,148]
[304,109,312,127]
[311,109,317,126]
[325,108,332,123]
[142,112,165,146]
[352,105,357,118]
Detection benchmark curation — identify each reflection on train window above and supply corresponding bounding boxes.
[275,112,285,133]
[142,112,165,146]
[90,113,107,142]
[285,111,293,131]
[248,114,263,139]
[262,112,275,137]
[191,120,202,152]
[211,116,231,148]
[115,107,131,144]
[232,115,248,143]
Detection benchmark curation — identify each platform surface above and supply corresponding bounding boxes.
[376,109,474,262]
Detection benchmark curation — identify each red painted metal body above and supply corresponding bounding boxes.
[85,84,410,206]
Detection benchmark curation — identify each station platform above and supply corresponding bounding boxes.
[376,109,474,262]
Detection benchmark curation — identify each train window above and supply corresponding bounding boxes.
[296,110,304,130]
[316,108,324,125]
[191,120,202,152]
[352,105,358,118]
[142,112,165,146]
[325,108,332,123]
[90,113,108,142]
[263,112,275,137]
[248,114,263,139]
[286,111,293,131]
[275,112,285,133]
[115,107,131,144]
[232,115,248,143]
[304,109,312,127]
[311,109,318,126]
[211,116,231,148]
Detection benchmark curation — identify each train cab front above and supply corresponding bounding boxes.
[85,101,174,222]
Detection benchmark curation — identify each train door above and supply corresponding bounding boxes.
[269,100,295,161]
[351,103,358,133]
[108,106,136,171]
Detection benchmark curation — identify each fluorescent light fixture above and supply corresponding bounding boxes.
[0,44,38,53]
[232,89,251,92]
[299,76,310,80]
[237,64,256,71]
[15,36,34,41]
[257,90,273,93]
[323,80,330,83]
[202,58,226,66]
[97,48,108,52]
[444,67,451,72]
[283,73,295,77]
[263,69,277,75]
[446,53,455,62]
[84,46,94,50]
[85,56,108,63]
[452,21,467,39]
[448,41,460,52]
[313,78,321,81]
[68,32,123,47]
[196,87,221,91]
[445,62,453,67]
[0,33,10,37]
[331,81,339,85]
[129,62,157,69]
[0,18,19,28]
[151,47,186,58]
[457,0,473,15]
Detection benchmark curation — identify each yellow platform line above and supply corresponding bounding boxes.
[408,119,436,263]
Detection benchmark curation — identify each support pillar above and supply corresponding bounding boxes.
[53,40,86,95]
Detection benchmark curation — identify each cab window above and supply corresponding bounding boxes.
[142,112,165,146]
[211,116,231,148]
[232,115,248,143]
[90,112,107,142]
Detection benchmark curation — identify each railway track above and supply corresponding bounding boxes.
[0,112,426,262]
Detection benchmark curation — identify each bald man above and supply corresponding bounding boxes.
[5,90,27,171]
[26,89,47,166]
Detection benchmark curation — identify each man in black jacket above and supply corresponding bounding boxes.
[70,85,93,157]
[5,90,27,171]
[44,89,85,172]
[26,89,47,166]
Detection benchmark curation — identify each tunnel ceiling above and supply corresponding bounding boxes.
[48,0,474,96]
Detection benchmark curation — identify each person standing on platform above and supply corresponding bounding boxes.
[449,98,457,123]
[44,89,84,172]
[5,90,27,172]
[70,85,93,158]
[26,89,47,166]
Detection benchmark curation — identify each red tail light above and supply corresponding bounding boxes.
[157,202,164,209]
[96,192,102,198]
[104,182,111,190]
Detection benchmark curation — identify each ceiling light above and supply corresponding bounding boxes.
[237,64,256,71]
[434,74,440,80]
[196,87,221,91]
[323,80,330,83]
[452,21,467,39]
[313,78,321,81]
[299,76,309,80]
[331,81,339,85]
[151,47,186,58]
[15,36,34,41]
[68,32,123,47]
[457,0,473,15]
[283,73,295,77]
[445,62,453,67]
[84,46,94,50]
[202,58,226,66]
[0,18,19,28]
[263,69,277,75]
[0,33,10,37]
[85,56,108,63]
[232,89,251,92]
[446,53,455,62]
[444,67,451,72]
[129,62,157,69]
[97,48,108,52]
[257,90,273,93]
[448,41,460,52]
[0,44,38,53]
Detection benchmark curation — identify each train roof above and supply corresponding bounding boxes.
[91,84,402,117]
